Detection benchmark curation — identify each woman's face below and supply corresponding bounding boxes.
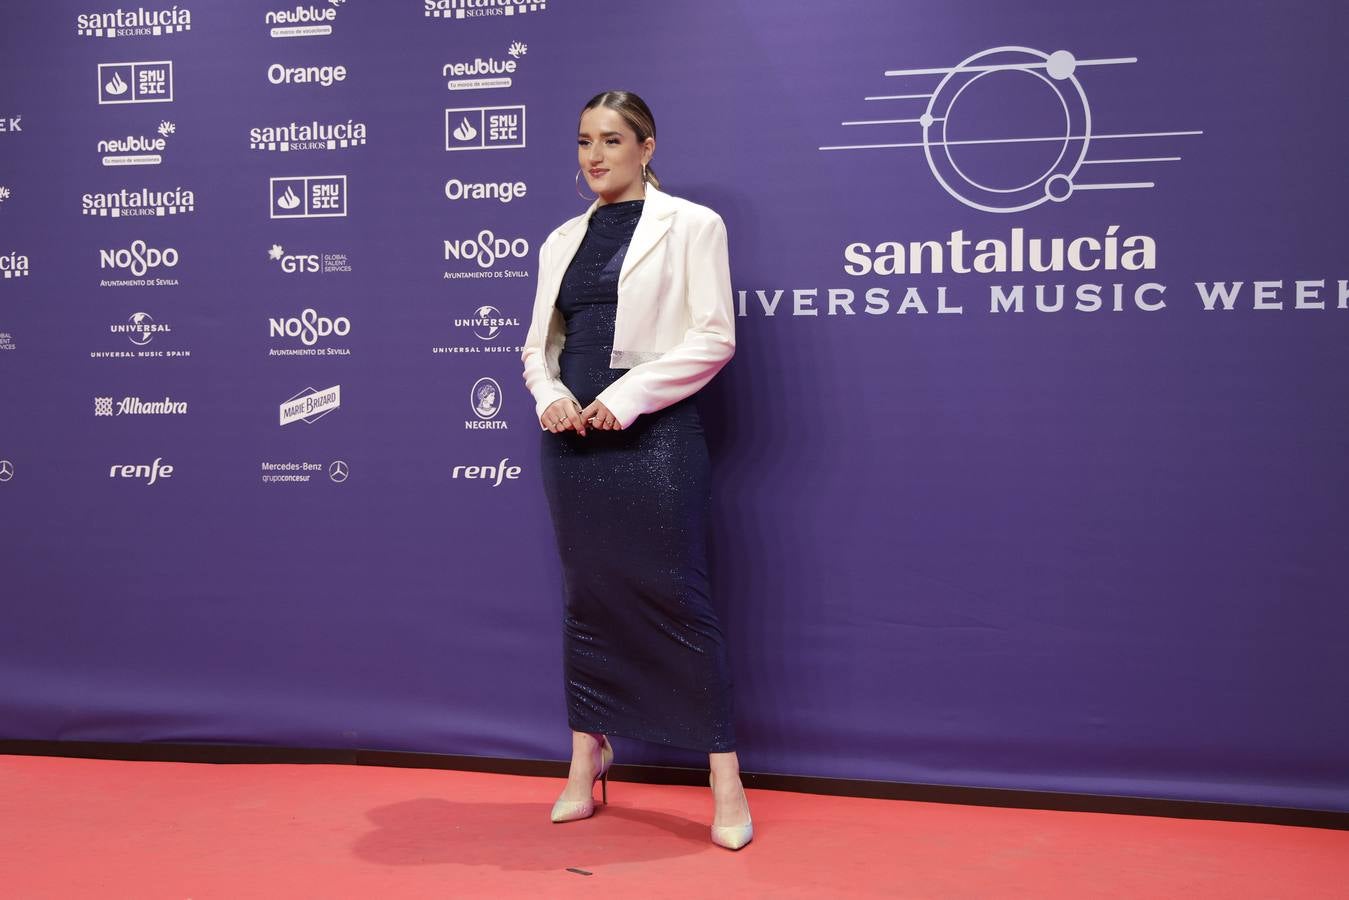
[577,105,654,204]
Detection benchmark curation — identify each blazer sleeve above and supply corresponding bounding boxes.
[595,212,736,429]
[520,234,580,426]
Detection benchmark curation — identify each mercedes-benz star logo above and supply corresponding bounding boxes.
[328,460,348,483]
[0,460,13,482]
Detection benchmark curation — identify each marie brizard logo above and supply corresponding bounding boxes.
[819,46,1203,213]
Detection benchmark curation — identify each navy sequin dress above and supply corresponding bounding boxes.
[539,199,736,753]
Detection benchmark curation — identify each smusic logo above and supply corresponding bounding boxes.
[98,61,174,104]
[270,176,346,218]
[445,105,525,151]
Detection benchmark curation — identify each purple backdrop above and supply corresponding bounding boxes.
[1,0,1347,813]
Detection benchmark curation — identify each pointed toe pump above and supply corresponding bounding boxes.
[550,733,614,823]
[708,771,754,850]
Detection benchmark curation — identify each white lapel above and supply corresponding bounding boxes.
[535,200,596,327]
[618,185,676,287]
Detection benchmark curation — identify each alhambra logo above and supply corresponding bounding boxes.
[819,46,1202,213]
[77,7,192,38]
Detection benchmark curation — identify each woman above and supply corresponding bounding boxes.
[520,90,752,850]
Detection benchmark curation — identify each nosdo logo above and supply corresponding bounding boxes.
[267,62,347,87]
[109,457,174,484]
[265,2,344,38]
[99,239,180,277]
[269,307,351,346]
[443,41,526,90]
[77,6,192,38]
[98,61,173,104]
[443,230,528,269]
[82,186,195,217]
[1,251,30,279]
[98,121,174,166]
[425,0,546,20]
[250,118,367,152]
[444,178,526,204]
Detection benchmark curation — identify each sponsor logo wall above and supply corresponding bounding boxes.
[1,1,1346,813]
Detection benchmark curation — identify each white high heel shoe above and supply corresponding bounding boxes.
[550,733,613,823]
[708,770,754,850]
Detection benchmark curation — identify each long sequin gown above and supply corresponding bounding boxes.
[538,199,736,753]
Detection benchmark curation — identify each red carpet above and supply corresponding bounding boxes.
[2,754,1345,898]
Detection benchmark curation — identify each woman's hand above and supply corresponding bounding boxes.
[541,398,585,434]
[540,398,623,435]
[579,399,622,432]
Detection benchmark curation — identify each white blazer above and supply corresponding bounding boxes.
[520,184,736,430]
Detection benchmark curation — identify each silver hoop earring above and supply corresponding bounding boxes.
[575,169,597,201]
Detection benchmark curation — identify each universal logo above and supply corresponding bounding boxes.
[109,457,174,484]
[111,311,172,346]
[98,61,173,104]
[267,243,352,274]
[425,0,547,21]
[445,105,525,151]
[1,251,30,279]
[431,305,523,354]
[280,384,341,425]
[82,186,195,218]
[444,178,526,204]
[268,307,353,357]
[443,41,526,91]
[77,7,192,38]
[95,396,188,416]
[467,377,507,429]
[250,118,367,152]
[270,176,346,218]
[99,239,180,280]
[99,121,175,166]
[266,1,345,38]
[450,457,521,487]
